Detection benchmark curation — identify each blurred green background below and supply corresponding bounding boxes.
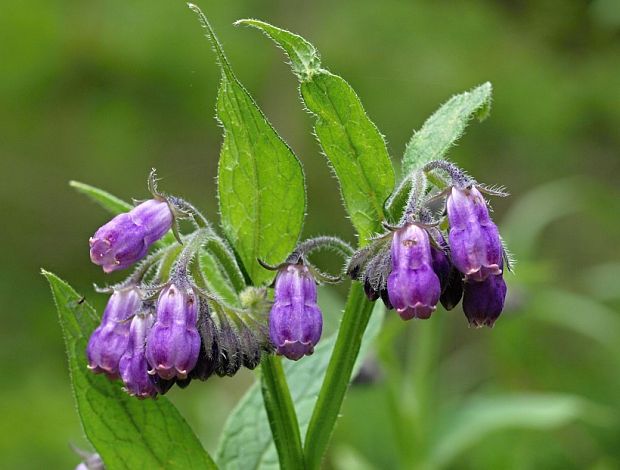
[1,0,619,468]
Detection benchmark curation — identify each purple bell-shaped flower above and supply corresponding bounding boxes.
[269,264,323,361]
[447,186,502,281]
[146,283,201,380]
[119,313,157,398]
[462,272,507,327]
[86,286,141,378]
[387,224,441,320]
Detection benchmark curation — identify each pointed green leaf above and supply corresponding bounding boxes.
[402,82,492,175]
[43,270,217,470]
[238,19,395,243]
[190,8,305,285]
[70,180,133,214]
[215,302,385,469]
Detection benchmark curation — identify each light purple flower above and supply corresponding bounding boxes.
[447,186,502,281]
[86,287,141,378]
[146,284,201,380]
[462,273,507,327]
[387,224,441,320]
[89,199,173,273]
[119,313,157,398]
[269,264,322,361]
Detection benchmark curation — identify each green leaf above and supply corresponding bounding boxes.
[70,180,133,214]
[43,270,217,470]
[199,251,240,306]
[401,82,492,175]
[190,7,305,285]
[216,301,385,469]
[238,19,395,242]
[427,394,608,468]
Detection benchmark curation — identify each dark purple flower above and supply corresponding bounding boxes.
[146,284,201,380]
[269,264,322,361]
[387,224,441,320]
[447,186,502,281]
[89,199,173,273]
[430,230,451,291]
[119,313,157,398]
[462,273,507,327]
[440,267,464,311]
[86,287,141,378]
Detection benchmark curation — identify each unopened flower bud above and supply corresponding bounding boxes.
[447,186,502,281]
[119,313,157,398]
[75,454,104,470]
[146,284,201,380]
[387,224,441,320]
[89,199,173,273]
[269,264,322,361]
[439,267,463,311]
[430,230,451,291]
[86,287,141,378]
[462,273,507,327]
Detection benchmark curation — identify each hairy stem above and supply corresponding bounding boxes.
[204,236,247,293]
[260,355,305,469]
[303,282,375,469]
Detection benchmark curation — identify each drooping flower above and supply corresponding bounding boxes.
[428,229,464,311]
[269,264,322,360]
[86,286,141,378]
[146,283,201,380]
[462,272,507,327]
[387,224,441,320]
[440,267,464,311]
[119,312,157,398]
[429,229,451,291]
[89,199,173,273]
[447,186,502,281]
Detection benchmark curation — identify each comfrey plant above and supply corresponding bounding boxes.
[45,5,515,469]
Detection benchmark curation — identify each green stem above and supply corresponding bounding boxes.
[260,355,305,469]
[303,282,374,469]
[385,176,412,223]
[408,316,443,468]
[204,236,246,293]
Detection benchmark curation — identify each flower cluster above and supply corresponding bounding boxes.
[86,176,273,398]
[349,161,510,328]
[84,162,512,399]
